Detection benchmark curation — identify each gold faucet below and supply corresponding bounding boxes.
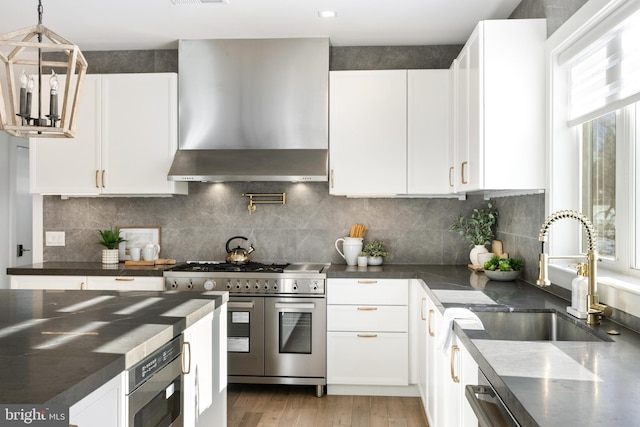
[537,210,611,324]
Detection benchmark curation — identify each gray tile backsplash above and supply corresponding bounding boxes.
[43,186,545,284]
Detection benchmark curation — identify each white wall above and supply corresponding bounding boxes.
[0,131,10,288]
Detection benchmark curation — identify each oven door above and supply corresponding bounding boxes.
[264,296,326,378]
[227,296,265,376]
[128,356,183,427]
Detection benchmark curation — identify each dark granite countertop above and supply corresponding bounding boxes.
[7,262,171,277]
[0,289,227,407]
[328,264,640,427]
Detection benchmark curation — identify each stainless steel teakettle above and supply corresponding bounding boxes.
[225,236,255,264]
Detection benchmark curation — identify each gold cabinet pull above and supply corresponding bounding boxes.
[115,278,135,282]
[357,307,378,311]
[449,166,454,188]
[101,170,106,188]
[450,344,460,383]
[357,280,378,284]
[461,161,469,184]
[420,297,426,321]
[80,282,86,290]
[95,170,99,188]
[357,334,378,338]
[428,309,434,336]
[330,169,334,188]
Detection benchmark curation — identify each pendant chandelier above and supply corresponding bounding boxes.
[0,0,87,138]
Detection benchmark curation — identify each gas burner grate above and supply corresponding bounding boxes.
[171,262,289,273]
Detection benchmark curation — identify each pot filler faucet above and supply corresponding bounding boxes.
[537,210,612,325]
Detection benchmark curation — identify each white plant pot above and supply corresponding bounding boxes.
[102,249,119,264]
[367,256,383,266]
[469,245,489,265]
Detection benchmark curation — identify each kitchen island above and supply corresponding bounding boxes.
[328,265,640,427]
[0,288,227,419]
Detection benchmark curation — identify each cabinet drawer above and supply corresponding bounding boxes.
[327,331,408,386]
[327,279,408,305]
[10,275,86,290]
[85,276,163,291]
[327,305,408,332]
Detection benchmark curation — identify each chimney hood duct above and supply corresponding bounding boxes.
[168,38,329,182]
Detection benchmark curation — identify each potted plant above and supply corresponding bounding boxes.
[449,202,498,265]
[362,241,389,266]
[483,255,524,281]
[97,228,126,264]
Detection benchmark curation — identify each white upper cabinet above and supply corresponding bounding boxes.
[329,70,407,195]
[454,19,546,192]
[329,70,451,196]
[30,73,187,196]
[407,70,451,195]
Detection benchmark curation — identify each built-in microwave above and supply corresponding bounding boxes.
[127,337,183,427]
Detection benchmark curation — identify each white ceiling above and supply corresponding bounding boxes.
[0,0,523,51]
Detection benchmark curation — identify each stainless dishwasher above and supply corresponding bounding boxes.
[465,370,520,427]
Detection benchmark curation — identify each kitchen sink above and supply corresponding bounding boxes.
[472,311,613,342]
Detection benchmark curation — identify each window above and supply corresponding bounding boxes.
[549,0,640,285]
[581,111,617,260]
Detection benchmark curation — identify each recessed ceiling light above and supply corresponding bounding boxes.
[318,10,337,18]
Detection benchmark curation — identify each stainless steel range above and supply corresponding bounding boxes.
[164,261,328,397]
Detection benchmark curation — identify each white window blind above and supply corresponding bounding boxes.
[566,6,640,126]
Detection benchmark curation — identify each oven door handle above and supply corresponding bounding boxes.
[274,302,315,310]
[228,301,255,309]
[465,384,519,427]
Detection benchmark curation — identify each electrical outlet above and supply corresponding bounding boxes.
[45,231,65,247]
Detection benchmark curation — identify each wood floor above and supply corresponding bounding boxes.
[227,384,429,427]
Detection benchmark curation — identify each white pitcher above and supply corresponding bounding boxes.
[335,237,363,266]
[142,242,161,261]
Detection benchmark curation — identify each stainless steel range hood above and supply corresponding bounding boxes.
[168,38,329,182]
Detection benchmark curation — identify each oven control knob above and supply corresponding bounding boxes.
[245,281,250,290]
[273,280,278,290]
[264,283,269,290]
[254,282,260,290]
[203,280,215,291]
[226,281,232,290]
[186,281,194,289]
[170,281,178,289]
[235,280,241,290]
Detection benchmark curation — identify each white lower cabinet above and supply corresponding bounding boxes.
[421,284,478,427]
[69,372,126,427]
[182,304,227,427]
[10,275,85,289]
[9,275,163,290]
[327,279,409,393]
[85,276,163,291]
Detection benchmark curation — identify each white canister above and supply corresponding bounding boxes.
[335,237,363,266]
